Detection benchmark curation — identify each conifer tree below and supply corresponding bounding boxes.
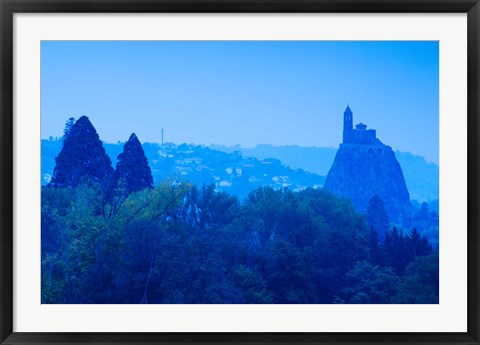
[50,116,114,188]
[114,133,153,194]
[366,194,390,242]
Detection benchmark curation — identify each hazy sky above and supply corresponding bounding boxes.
[41,41,439,163]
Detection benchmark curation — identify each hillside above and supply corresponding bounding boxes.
[41,140,438,202]
[394,151,439,202]
[212,144,439,203]
[41,139,325,200]
[210,144,337,176]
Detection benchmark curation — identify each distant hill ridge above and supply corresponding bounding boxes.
[210,144,338,176]
[211,143,438,203]
[41,140,438,202]
[42,140,325,200]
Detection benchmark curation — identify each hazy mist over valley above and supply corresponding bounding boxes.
[42,139,439,204]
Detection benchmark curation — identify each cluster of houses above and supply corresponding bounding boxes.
[41,139,326,199]
[151,143,324,197]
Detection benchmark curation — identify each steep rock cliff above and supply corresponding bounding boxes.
[324,143,411,222]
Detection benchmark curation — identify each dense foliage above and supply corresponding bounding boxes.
[42,117,438,304]
[366,194,390,242]
[114,133,153,194]
[50,116,114,188]
[42,182,438,304]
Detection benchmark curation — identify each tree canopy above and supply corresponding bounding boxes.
[43,117,437,304]
[114,133,153,194]
[42,182,436,304]
[366,194,390,242]
[50,116,113,188]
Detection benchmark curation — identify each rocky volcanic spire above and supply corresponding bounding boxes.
[324,107,411,222]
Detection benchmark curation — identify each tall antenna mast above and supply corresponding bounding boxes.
[161,128,164,146]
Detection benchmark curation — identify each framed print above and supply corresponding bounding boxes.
[1,1,479,344]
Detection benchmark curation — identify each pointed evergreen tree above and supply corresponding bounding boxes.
[62,117,75,142]
[50,116,114,188]
[114,133,153,194]
[369,226,380,265]
[366,194,390,243]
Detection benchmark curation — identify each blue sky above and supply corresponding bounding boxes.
[41,41,439,163]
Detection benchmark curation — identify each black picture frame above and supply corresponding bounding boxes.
[1,1,479,344]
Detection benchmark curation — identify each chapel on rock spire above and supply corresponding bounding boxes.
[342,106,378,146]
